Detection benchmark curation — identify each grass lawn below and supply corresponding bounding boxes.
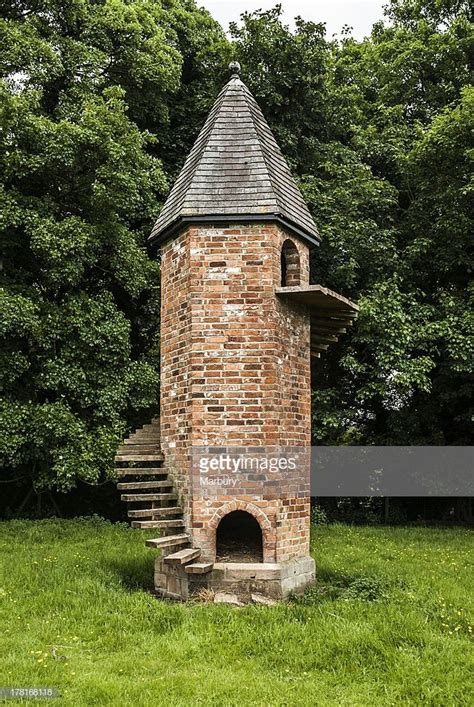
[1,519,472,706]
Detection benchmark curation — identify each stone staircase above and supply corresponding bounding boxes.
[310,309,357,358]
[115,417,212,575]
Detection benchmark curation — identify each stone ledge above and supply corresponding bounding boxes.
[214,562,281,581]
[154,556,315,601]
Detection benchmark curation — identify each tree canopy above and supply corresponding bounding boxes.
[230,2,472,445]
[1,0,472,496]
[0,0,226,491]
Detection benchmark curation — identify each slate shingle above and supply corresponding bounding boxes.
[149,73,320,246]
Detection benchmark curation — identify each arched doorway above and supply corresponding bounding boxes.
[216,510,263,562]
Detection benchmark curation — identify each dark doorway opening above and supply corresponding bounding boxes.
[281,239,301,287]
[216,510,263,562]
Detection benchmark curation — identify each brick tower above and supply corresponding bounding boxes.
[115,63,358,600]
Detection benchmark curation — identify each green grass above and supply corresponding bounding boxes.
[1,519,472,706]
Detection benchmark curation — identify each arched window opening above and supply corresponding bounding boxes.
[281,239,300,286]
[216,510,263,562]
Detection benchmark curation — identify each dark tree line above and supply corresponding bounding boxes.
[1,1,472,517]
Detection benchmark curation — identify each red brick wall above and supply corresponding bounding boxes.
[160,231,193,523]
[160,223,311,562]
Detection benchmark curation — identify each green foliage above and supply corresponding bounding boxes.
[342,575,388,601]
[232,1,473,445]
[0,0,227,490]
[1,0,473,496]
[311,504,329,525]
[292,573,390,604]
[317,497,384,525]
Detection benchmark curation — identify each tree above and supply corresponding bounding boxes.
[231,1,473,445]
[392,86,474,443]
[325,0,473,444]
[0,0,227,493]
[2,0,472,506]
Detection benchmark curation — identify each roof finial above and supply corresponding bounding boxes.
[228,61,241,78]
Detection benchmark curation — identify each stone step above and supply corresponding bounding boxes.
[117,480,172,490]
[124,436,160,444]
[128,507,182,518]
[115,467,165,476]
[185,562,214,574]
[117,445,162,453]
[313,308,358,319]
[121,492,178,502]
[145,534,190,549]
[311,317,352,329]
[141,423,161,431]
[115,454,164,462]
[312,324,348,335]
[131,519,185,529]
[164,548,201,565]
[311,333,339,344]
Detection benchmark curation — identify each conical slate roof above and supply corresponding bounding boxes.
[150,67,320,246]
